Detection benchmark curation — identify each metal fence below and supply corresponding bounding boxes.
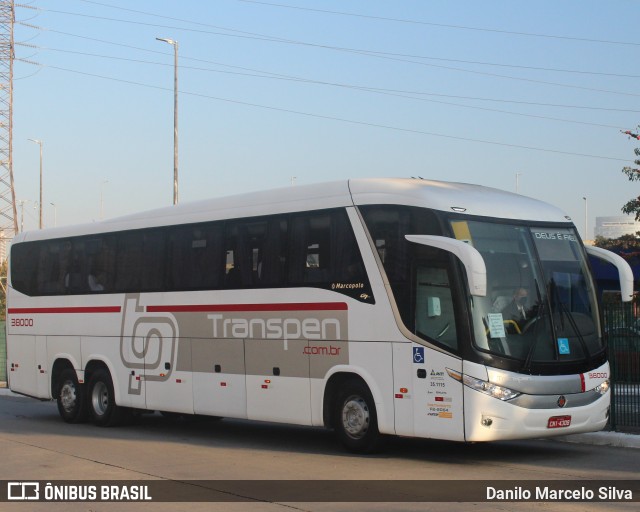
[603,303,640,432]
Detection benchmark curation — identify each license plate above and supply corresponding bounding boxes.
[547,415,571,429]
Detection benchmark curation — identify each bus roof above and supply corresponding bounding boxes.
[14,178,571,243]
[349,178,570,223]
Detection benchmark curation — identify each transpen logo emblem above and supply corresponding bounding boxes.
[557,395,567,408]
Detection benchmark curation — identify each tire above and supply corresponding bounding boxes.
[87,368,128,427]
[333,379,383,453]
[56,368,88,423]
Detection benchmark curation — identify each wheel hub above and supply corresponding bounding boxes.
[342,397,370,439]
[92,381,109,416]
[60,381,77,413]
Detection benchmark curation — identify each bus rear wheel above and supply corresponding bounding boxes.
[56,368,87,423]
[333,380,383,453]
[88,368,128,427]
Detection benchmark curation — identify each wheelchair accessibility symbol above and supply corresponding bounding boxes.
[413,347,424,364]
[557,337,571,355]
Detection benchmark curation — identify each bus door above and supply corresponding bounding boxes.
[393,343,464,440]
[415,265,465,440]
[413,347,464,440]
[393,264,465,440]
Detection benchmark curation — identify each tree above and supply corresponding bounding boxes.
[595,234,640,255]
[621,127,640,220]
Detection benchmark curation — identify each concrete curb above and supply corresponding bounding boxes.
[555,431,640,449]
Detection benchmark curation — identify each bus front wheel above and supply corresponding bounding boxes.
[333,380,383,453]
[56,368,87,423]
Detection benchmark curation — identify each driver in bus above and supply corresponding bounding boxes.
[501,288,529,331]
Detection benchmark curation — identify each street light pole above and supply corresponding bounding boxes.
[28,138,43,229]
[18,199,26,232]
[156,37,179,205]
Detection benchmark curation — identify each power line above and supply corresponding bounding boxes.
[17,58,631,164]
[17,22,640,114]
[18,6,639,99]
[15,42,631,130]
[63,0,640,79]
[236,0,640,48]
[74,0,640,49]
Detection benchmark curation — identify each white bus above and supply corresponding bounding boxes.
[6,178,633,452]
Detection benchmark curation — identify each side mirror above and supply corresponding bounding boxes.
[584,245,634,302]
[405,235,487,297]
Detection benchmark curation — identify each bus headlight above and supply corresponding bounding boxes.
[594,379,610,395]
[462,375,521,401]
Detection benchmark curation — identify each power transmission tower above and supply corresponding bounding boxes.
[0,0,16,261]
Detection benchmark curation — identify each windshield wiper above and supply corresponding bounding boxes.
[522,279,544,372]
[549,279,593,366]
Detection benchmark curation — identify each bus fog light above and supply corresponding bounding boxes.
[481,417,493,427]
[462,375,521,401]
[594,379,610,395]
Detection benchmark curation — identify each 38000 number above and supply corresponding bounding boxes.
[11,318,34,327]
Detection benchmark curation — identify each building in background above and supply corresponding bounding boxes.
[595,216,640,239]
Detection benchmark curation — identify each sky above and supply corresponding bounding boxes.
[11,0,640,238]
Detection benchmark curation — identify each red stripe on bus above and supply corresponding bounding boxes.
[580,373,586,392]
[7,306,122,315]
[146,302,348,313]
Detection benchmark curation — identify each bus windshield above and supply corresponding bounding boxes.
[455,220,602,372]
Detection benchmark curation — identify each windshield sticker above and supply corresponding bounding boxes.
[531,228,581,261]
[532,230,578,242]
[557,338,571,355]
[487,313,506,338]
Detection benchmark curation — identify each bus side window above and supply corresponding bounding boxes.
[65,241,88,294]
[168,222,223,291]
[115,232,144,292]
[10,242,40,296]
[288,209,367,289]
[38,240,71,295]
[259,217,288,287]
[90,236,116,293]
[114,229,166,293]
[224,221,254,289]
[140,230,166,292]
[223,218,283,289]
[244,221,268,286]
[331,209,367,283]
[289,213,331,285]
